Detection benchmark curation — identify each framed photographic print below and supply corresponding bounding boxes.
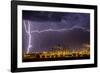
[11,1,97,72]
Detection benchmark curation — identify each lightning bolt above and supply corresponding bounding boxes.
[23,20,90,54]
[31,25,90,33]
[24,20,32,54]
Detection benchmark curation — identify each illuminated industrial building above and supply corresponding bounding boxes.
[23,44,90,62]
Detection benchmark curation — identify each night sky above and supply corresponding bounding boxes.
[22,10,90,53]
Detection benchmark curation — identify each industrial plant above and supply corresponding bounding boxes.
[23,44,90,62]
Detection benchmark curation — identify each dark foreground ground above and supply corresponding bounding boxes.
[23,56,90,62]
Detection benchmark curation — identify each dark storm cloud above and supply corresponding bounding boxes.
[23,10,64,22]
[22,10,90,30]
[22,10,90,52]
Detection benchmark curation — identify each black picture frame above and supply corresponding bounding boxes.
[11,1,97,72]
